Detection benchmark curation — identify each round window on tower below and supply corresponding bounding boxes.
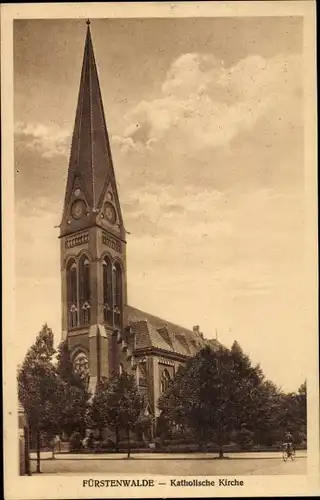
[104,202,116,224]
[71,199,86,220]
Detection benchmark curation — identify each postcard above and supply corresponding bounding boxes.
[2,1,318,498]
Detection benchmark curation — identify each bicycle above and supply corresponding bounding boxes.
[282,443,296,461]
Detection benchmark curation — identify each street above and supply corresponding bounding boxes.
[30,450,307,475]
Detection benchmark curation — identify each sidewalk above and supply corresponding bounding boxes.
[30,450,307,461]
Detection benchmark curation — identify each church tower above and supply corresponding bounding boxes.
[60,21,126,390]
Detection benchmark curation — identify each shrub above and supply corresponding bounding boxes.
[118,440,146,450]
[100,439,116,451]
[69,431,82,452]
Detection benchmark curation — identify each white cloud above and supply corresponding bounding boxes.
[161,53,224,96]
[15,121,71,158]
[16,196,62,219]
[116,52,301,153]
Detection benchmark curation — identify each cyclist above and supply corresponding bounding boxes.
[283,430,294,454]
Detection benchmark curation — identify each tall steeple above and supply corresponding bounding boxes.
[60,22,127,390]
[60,20,123,238]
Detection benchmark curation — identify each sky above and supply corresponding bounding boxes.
[14,17,307,392]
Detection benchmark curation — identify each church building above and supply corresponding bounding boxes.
[60,22,219,422]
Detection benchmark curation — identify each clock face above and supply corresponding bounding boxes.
[104,202,116,224]
[71,199,86,220]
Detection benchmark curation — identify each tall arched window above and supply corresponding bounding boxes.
[103,257,113,325]
[113,262,122,327]
[79,255,90,325]
[160,369,171,394]
[67,259,78,328]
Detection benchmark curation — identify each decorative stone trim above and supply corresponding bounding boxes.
[102,232,121,252]
[65,233,89,248]
[135,356,147,365]
[158,358,175,367]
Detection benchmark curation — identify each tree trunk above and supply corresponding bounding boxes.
[36,430,41,473]
[115,426,119,452]
[198,428,205,452]
[198,437,204,452]
[99,427,103,451]
[29,425,33,450]
[218,420,224,458]
[127,428,131,459]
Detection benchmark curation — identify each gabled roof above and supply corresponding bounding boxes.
[125,305,220,358]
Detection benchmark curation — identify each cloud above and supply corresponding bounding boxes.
[15,121,71,158]
[16,196,61,218]
[115,52,302,154]
[125,186,305,313]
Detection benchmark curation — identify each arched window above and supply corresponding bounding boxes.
[160,369,171,394]
[119,363,123,375]
[67,259,78,328]
[72,350,89,387]
[138,362,148,387]
[103,257,113,325]
[113,262,122,327]
[79,255,90,325]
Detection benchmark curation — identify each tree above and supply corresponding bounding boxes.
[158,344,269,457]
[155,411,172,441]
[56,341,85,389]
[159,346,233,456]
[230,425,254,450]
[272,381,307,447]
[90,378,112,444]
[90,372,144,458]
[18,332,92,470]
[229,342,282,440]
[157,363,189,436]
[295,381,307,443]
[18,324,60,472]
[250,380,283,446]
[56,380,91,440]
[55,341,91,438]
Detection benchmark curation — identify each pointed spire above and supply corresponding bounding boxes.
[62,22,119,219]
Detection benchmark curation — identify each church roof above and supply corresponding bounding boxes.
[125,305,220,358]
[62,22,119,216]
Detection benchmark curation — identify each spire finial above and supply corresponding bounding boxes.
[86,19,91,26]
